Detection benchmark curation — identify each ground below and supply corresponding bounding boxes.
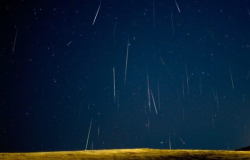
[1,148,250,160]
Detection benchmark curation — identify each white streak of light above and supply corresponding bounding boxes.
[92,3,101,25]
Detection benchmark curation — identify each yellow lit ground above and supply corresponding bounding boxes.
[1,148,250,160]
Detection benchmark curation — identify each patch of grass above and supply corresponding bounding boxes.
[1,148,250,160]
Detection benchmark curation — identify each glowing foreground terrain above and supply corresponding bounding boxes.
[1,148,250,160]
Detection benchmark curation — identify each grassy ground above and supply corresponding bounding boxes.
[1,148,250,160]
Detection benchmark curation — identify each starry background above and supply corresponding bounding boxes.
[1,0,250,152]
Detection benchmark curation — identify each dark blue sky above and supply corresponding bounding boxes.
[1,0,250,152]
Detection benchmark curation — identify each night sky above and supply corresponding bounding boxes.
[1,0,250,152]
